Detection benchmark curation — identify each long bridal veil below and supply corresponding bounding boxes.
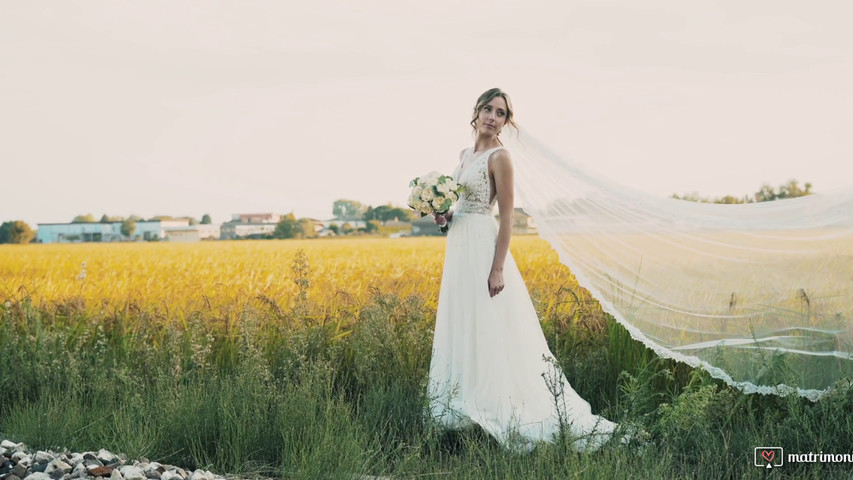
[503,128,853,401]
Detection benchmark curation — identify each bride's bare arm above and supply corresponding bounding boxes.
[489,150,514,294]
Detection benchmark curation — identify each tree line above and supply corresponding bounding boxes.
[271,200,416,239]
[672,179,813,204]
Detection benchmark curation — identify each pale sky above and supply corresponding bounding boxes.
[2,0,852,226]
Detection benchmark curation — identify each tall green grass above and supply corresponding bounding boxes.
[2,260,853,479]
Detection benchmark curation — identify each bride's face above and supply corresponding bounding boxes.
[476,96,508,136]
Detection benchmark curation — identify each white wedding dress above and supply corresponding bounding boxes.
[427,146,620,453]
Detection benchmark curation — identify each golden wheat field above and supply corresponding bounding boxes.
[0,236,587,323]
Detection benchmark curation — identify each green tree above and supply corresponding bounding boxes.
[778,179,812,200]
[363,204,415,224]
[755,184,777,202]
[333,199,366,220]
[675,180,814,204]
[389,207,415,222]
[274,213,298,239]
[121,219,137,238]
[365,220,380,234]
[201,214,212,224]
[671,192,706,203]
[373,205,395,223]
[714,195,746,205]
[297,218,318,239]
[0,221,36,244]
[327,224,339,235]
[72,214,96,223]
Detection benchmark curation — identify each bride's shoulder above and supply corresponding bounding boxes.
[488,147,513,172]
[489,146,512,162]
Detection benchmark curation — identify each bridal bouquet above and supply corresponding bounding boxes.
[407,172,464,233]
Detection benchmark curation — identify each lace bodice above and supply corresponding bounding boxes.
[453,146,504,215]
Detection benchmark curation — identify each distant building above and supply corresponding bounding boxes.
[383,219,412,229]
[322,219,367,229]
[231,213,281,224]
[164,224,221,242]
[382,219,414,238]
[303,218,326,235]
[221,213,280,240]
[36,220,190,244]
[411,216,443,236]
[509,208,537,235]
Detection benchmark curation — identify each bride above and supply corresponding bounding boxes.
[426,88,626,453]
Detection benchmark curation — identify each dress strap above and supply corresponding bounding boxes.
[458,146,505,180]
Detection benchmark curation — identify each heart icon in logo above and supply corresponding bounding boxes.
[762,450,775,463]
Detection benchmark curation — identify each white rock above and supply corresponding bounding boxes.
[159,472,182,480]
[45,460,72,475]
[0,440,19,449]
[24,473,52,480]
[188,471,207,480]
[68,453,84,467]
[120,466,145,480]
[143,462,164,479]
[72,463,87,476]
[97,450,118,465]
[110,468,124,480]
[34,451,54,465]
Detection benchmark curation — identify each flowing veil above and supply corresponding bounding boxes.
[503,127,853,401]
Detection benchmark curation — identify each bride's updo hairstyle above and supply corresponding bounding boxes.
[470,88,520,142]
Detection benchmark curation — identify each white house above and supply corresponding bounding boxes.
[164,224,221,242]
[231,213,281,224]
[221,213,280,240]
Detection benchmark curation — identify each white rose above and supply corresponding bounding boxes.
[431,198,444,211]
[449,192,458,202]
[446,180,459,191]
[421,187,435,201]
[419,201,433,214]
[436,182,451,195]
[408,194,417,207]
[412,185,423,197]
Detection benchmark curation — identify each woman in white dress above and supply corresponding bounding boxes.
[426,88,622,453]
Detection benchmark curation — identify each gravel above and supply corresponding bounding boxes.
[0,439,226,480]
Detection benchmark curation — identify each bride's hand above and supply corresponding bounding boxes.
[488,268,504,297]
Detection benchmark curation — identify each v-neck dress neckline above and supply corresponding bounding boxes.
[458,146,502,181]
